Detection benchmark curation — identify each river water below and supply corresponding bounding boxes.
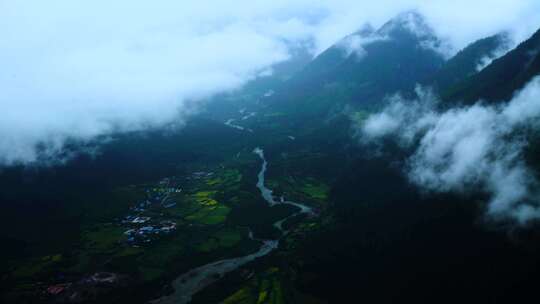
[151,148,313,304]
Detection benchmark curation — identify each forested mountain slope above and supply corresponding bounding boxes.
[443,28,540,104]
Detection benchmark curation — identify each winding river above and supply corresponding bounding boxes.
[151,148,313,304]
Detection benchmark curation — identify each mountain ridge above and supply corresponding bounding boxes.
[442,28,540,104]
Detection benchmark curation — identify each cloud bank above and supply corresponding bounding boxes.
[2,1,540,165]
[361,79,540,224]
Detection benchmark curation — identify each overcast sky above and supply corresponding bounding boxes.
[2,1,540,165]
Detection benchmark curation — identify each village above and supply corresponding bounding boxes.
[116,170,220,247]
[40,170,224,302]
[4,152,329,304]
[117,177,185,247]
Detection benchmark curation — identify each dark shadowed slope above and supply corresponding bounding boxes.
[427,33,510,92]
[443,28,540,105]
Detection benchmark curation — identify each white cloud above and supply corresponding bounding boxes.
[2,1,540,165]
[337,33,388,59]
[362,87,439,145]
[360,78,540,224]
[476,34,513,71]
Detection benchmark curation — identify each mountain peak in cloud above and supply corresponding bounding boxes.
[353,23,376,37]
[2,2,540,166]
[378,11,435,40]
[377,10,451,58]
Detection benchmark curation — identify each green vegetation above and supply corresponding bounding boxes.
[162,193,201,217]
[193,191,220,206]
[138,266,165,282]
[114,246,144,258]
[185,205,231,225]
[11,254,63,279]
[300,181,330,201]
[6,12,540,304]
[5,161,262,297]
[136,236,185,269]
[349,111,369,126]
[222,267,286,304]
[223,287,252,304]
[196,229,243,252]
[206,169,242,187]
[267,176,330,208]
[82,225,125,252]
[264,112,287,117]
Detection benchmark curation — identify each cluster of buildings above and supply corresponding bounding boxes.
[43,177,187,301]
[82,272,119,284]
[44,272,126,303]
[190,171,214,180]
[123,220,177,245]
[117,178,186,246]
[121,215,150,224]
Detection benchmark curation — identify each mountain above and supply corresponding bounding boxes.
[438,27,540,173]
[6,10,540,304]
[201,41,313,123]
[426,32,511,92]
[289,24,376,83]
[271,11,446,114]
[443,28,540,104]
[281,26,540,304]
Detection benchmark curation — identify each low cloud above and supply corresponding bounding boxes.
[336,29,388,59]
[476,34,513,71]
[2,1,540,165]
[360,79,540,224]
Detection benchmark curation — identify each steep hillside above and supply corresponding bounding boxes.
[443,28,540,104]
[427,33,510,92]
[271,11,445,114]
[284,25,540,304]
